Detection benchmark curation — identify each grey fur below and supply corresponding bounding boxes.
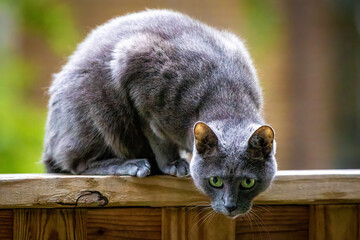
[42,9,277,216]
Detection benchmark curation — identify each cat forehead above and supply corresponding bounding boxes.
[218,123,261,148]
[196,153,259,177]
[215,171,259,180]
[198,163,260,180]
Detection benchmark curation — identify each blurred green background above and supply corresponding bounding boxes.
[0,0,80,173]
[0,0,359,173]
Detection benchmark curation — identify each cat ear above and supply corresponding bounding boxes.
[194,122,218,155]
[248,125,275,159]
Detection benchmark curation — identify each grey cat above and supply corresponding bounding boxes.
[43,9,277,216]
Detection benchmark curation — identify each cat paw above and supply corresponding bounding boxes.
[161,158,189,177]
[117,159,151,177]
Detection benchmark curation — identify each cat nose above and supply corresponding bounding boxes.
[224,203,237,213]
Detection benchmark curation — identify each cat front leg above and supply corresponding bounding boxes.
[80,158,151,177]
[145,131,189,177]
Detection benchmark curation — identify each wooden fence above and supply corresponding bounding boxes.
[0,170,359,239]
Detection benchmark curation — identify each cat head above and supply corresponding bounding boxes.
[190,121,277,217]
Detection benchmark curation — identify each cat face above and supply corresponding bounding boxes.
[190,122,277,217]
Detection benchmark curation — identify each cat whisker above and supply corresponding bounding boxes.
[183,202,210,214]
[242,212,254,235]
[255,204,272,212]
[188,211,205,240]
[208,210,220,228]
[191,207,210,226]
[179,203,211,223]
[250,210,271,240]
[248,211,263,239]
[247,213,255,236]
[189,208,213,239]
[197,209,215,229]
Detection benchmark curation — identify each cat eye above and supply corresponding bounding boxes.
[209,177,223,188]
[240,178,256,190]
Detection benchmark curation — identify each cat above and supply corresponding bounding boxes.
[42,9,277,217]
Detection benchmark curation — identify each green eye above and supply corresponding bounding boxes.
[209,177,223,188]
[240,178,255,189]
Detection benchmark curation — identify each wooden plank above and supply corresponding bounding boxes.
[259,170,360,205]
[309,205,359,240]
[0,170,360,208]
[162,207,235,240]
[326,205,358,240]
[0,210,13,240]
[0,174,205,208]
[238,231,308,240]
[87,208,161,240]
[236,205,309,240]
[13,209,86,240]
[309,205,326,240]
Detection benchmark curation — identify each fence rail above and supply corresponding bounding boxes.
[0,170,359,239]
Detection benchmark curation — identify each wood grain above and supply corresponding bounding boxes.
[309,205,359,240]
[0,174,206,208]
[309,205,326,240]
[0,210,13,240]
[87,208,161,240]
[237,231,308,240]
[259,170,360,205]
[0,170,360,208]
[162,207,235,240]
[13,209,86,240]
[236,205,309,240]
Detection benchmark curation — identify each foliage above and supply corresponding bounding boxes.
[0,0,79,173]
